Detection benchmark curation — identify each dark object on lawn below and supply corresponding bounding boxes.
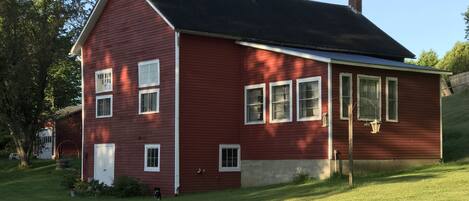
[56,159,71,170]
[154,187,161,200]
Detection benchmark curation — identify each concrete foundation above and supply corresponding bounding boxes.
[241,160,330,187]
[241,159,440,187]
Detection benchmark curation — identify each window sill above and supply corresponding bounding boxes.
[270,119,292,124]
[219,168,241,172]
[245,121,265,125]
[139,111,159,115]
[96,115,112,119]
[144,168,160,172]
[298,117,321,122]
[385,119,399,123]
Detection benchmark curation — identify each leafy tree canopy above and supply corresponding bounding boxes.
[437,42,469,74]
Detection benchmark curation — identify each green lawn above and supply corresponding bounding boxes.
[0,91,468,201]
[0,159,468,201]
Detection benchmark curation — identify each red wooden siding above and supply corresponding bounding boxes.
[241,48,329,160]
[179,34,242,192]
[56,112,82,157]
[332,64,441,160]
[82,0,175,195]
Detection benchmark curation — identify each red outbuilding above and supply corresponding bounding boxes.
[70,0,452,196]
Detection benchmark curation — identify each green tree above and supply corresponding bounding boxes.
[416,50,439,67]
[465,6,469,40]
[0,0,93,167]
[437,42,469,74]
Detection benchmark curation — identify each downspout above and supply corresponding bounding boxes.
[80,49,85,180]
[174,32,180,194]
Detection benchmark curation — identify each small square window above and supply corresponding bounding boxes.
[95,69,112,93]
[138,60,160,88]
[96,95,112,118]
[219,144,240,172]
[139,89,159,114]
[144,144,160,172]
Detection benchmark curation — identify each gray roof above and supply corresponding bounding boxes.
[56,105,82,119]
[238,42,451,75]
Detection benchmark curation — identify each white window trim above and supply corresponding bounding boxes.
[386,77,399,122]
[244,83,266,125]
[95,95,113,118]
[357,74,382,121]
[296,77,322,121]
[269,80,293,123]
[138,59,160,88]
[218,144,241,172]
[144,144,161,172]
[340,73,353,120]
[95,68,113,94]
[138,88,160,115]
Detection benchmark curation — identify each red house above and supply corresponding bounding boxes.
[71,0,451,196]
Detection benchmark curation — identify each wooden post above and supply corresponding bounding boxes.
[348,104,354,187]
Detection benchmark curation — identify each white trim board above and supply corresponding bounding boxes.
[327,63,333,160]
[174,31,180,195]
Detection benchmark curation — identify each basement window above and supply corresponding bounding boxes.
[219,144,240,172]
[144,144,160,172]
[297,77,321,121]
[245,84,265,125]
[270,80,292,123]
[95,68,113,93]
[139,88,159,114]
[386,77,398,122]
[358,75,381,121]
[340,73,353,120]
[96,95,112,118]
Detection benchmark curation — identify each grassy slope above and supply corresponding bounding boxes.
[0,92,468,201]
[443,90,469,161]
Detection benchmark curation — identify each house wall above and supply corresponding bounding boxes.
[331,64,441,161]
[55,112,82,158]
[179,34,243,192]
[82,0,175,195]
[241,47,330,186]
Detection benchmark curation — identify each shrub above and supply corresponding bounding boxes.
[292,172,311,184]
[61,168,80,189]
[72,179,112,197]
[112,176,148,198]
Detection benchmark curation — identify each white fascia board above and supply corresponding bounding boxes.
[331,60,452,76]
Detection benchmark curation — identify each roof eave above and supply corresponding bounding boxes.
[237,41,452,76]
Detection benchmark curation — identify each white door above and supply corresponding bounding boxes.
[94,144,115,186]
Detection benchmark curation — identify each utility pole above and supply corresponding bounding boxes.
[348,104,354,187]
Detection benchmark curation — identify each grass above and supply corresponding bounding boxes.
[0,159,468,201]
[443,90,469,161]
[0,91,468,201]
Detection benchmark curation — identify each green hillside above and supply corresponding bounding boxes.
[443,90,469,161]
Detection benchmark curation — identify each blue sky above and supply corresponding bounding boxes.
[317,0,468,59]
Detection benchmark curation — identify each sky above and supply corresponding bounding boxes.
[316,0,468,59]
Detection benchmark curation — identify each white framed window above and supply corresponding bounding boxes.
[386,77,398,122]
[357,75,381,121]
[340,73,353,120]
[219,144,240,172]
[96,95,112,118]
[138,59,160,88]
[139,88,159,114]
[296,77,322,121]
[245,84,266,125]
[270,80,292,123]
[95,68,113,93]
[144,144,160,172]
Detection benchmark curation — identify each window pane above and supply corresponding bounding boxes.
[359,78,380,120]
[272,84,290,120]
[139,62,159,87]
[342,97,351,118]
[222,149,227,167]
[299,81,320,119]
[96,71,112,93]
[388,80,397,120]
[141,92,158,113]
[342,76,350,96]
[246,88,263,122]
[97,98,111,116]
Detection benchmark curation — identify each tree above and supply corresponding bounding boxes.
[465,6,469,40]
[437,42,469,74]
[0,0,94,168]
[416,50,439,67]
